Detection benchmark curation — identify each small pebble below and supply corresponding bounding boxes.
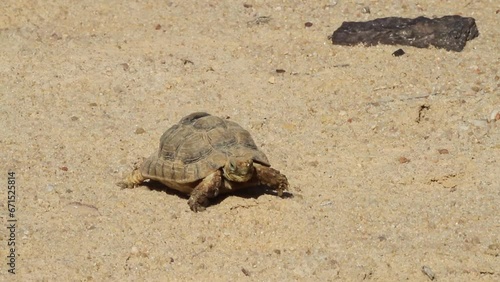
[46,184,55,192]
[421,265,435,280]
[437,149,449,154]
[51,33,62,40]
[399,156,410,163]
[485,243,500,256]
[135,127,146,134]
[489,109,500,122]
[470,119,489,128]
[241,267,251,276]
[308,160,319,167]
[305,22,313,27]
[378,235,387,241]
[326,1,338,8]
[392,49,405,57]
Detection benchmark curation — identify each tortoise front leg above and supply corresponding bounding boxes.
[188,170,222,212]
[253,163,289,196]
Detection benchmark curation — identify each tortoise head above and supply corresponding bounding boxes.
[222,157,255,182]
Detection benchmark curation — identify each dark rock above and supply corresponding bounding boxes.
[392,49,405,57]
[331,15,479,52]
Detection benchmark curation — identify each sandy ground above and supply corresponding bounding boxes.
[1,0,499,281]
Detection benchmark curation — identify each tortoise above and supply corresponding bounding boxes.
[117,112,288,212]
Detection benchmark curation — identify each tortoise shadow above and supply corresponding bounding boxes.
[143,181,294,205]
[144,180,189,200]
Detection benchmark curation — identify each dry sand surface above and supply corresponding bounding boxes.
[1,0,499,281]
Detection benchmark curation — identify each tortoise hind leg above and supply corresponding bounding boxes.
[188,170,222,212]
[116,169,146,189]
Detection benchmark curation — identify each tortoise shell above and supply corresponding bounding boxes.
[140,112,270,184]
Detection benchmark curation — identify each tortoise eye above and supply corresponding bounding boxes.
[229,160,236,171]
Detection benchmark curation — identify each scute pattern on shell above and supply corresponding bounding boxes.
[140,112,270,183]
